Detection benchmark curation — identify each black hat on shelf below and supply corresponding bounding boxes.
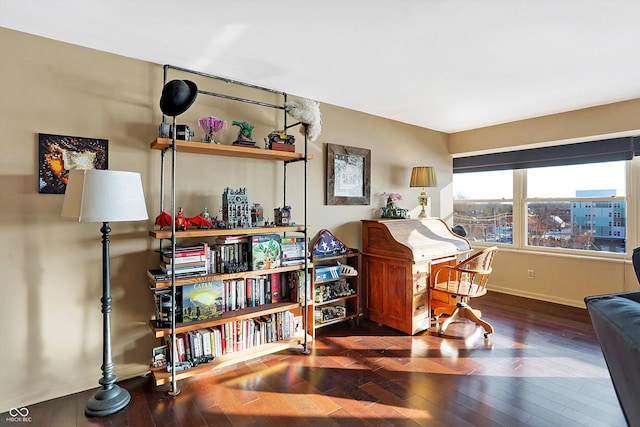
[159,79,198,116]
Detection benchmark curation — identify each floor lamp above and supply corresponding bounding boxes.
[409,166,438,218]
[62,168,148,417]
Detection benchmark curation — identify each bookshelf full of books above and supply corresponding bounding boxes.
[148,66,314,389]
[310,250,361,339]
[147,186,313,386]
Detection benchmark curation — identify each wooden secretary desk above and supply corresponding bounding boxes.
[361,218,471,335]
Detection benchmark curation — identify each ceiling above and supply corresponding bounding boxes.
[3,0,640,133]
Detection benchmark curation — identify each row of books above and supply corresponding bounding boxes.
[150,234,310,282]
[167,310,299,369]
[155,271,311,327]
[158,243,210,277]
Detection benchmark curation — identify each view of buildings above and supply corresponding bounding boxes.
[453,190,626,253]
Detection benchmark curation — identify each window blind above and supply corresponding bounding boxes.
[453,136,638,173]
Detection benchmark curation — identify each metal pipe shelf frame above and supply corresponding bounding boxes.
[157,64,310,395]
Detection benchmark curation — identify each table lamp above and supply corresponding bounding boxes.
[409,166,438,218]
[62,168,148,416]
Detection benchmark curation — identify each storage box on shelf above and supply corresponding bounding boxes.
[309,250,360,338]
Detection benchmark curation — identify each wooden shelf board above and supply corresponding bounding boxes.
[150,138,313,161]
[314,274,360,285]
[149,225,308,240]
[314,294,359,307]
[151,336,308,386]
[314,313,360,329]
[149,301,302,338]
[150,263,312,289]
[311,250,360,262]
[149,263,312,290]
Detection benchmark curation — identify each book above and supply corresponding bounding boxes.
[215,236,248,245]
[177,334,186,363]
[264,274,272,304]
[281,237,307,263]
[162,254,207,265]
[211,327,223,357]
[148,268,171,282]
[271,273,281,303]
[199,329,213,358]
[161,260,206,269]
[162,245,207,258]
[160,263,208,275]
[182,281,224,323]
[214,241,249,273]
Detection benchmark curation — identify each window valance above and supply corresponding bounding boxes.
[453,136,639,173]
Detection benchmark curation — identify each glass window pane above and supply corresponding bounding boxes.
[527,200,626,253]
[453,201,513,244]
[527,161,625,198]
[453,170,512,200]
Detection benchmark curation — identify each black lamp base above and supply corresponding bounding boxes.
[85,384,131,417]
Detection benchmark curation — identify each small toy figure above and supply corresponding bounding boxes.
[381,192,409,219]
[201,207,210,220]
[232,120,255,145]
[176,207,188,231]
[188,214,213,229]
[251,203,264,227]
[264,131,295,150]
[274,206,291,226]
[155,211,172,230]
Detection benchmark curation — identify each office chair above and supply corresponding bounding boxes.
[432,246,498,337]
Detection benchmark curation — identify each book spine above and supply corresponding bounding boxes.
[271,273,281,303]
[163,254,207,264]
[160,265,207,275]
[165,248,207,258]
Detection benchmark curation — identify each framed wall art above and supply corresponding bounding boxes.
[38,133,108,194]
[326,143,371,205]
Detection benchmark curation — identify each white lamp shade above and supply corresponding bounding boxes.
[62,169,148,222]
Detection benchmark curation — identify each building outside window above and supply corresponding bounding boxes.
[453,160,627,254]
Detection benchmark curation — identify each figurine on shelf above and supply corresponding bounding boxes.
[251,203,264,227]
[381,192,409,219]
[188,213,213,229]
[198,116,226,144]
[274,205,291,226]
[176,207,188,231]
[155,211,172,230]
[232,120,256,147]
[264,130,295,151]
[222,187,251,229]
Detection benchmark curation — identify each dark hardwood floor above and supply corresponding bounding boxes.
[3,292,625,427]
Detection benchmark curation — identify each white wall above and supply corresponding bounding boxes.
[449,103,640,307]
[0,27,448,412]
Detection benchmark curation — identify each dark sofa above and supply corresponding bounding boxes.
[585,291,640,427]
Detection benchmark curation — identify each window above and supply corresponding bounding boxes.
[453,161,627,254]
[526,162,626,253]
[453,170,513,244]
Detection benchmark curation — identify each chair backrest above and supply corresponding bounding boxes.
[433,246,498,296]
[458,246,498,274]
